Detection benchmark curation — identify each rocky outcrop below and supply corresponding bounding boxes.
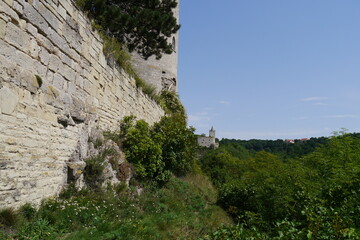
[0,0,164,208]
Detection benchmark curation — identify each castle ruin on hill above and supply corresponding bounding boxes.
[198,127,219,149]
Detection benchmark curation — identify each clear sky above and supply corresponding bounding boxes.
[178,0,360,140]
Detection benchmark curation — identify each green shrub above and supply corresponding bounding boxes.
[17,218,57,240]
[153,114,198,176]
[122,118,167,182]
[0,208,20,227]
[84,149,116,188]
[19,203,36,221]
[156,90,185,116]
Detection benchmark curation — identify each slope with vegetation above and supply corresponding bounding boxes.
[0,92,232,239]
[200,131,360,239]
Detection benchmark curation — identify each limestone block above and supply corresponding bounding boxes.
[99,52,107,69]
[52,73,66,91]
[48,54,63,72]
[0,0,19,24]
[29,38,40,58]
[19,19,27,30]
[57,4,67,20]
[0,86,19,115]
[58,51,72,67]
[26,22,38,37]
[12,1,23,15]
[68,48,80,63]
[38,2,59,31]
[30,0,40,10]
[15,49,36,71]
[75,75,84,89]
[19,70,40,94]
[47,27,71,55]
[62,64,76,82]
[23,2,48,35]
[0,18,6,39]
[4,0,13,7]
[4,22,30,51]
[39,47,49,65]
[59,0,74,18]
[35,33,54,53]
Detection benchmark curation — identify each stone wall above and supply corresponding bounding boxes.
[0,0,164,208]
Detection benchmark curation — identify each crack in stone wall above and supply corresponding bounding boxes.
[0,0,164,208]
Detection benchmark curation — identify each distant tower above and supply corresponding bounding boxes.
[209,126,215,138]
[131,0,180,93]
[198,126,218,149]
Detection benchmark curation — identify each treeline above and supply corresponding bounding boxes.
[220,133,360,160]
[221,136,327,159]
[201,133,360,239]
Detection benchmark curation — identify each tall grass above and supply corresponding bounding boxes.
[1,174,231,239]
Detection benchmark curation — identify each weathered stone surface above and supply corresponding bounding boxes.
[19,70,40,94]
[57,4,66,20]
[5,22,30,50]
[4,0,14,7]
[22,2,48,35]
[0,86,18,115]
[0,0,165,210]
[0,18,6,39]
[38,2,60,31]
[0,0,19,24]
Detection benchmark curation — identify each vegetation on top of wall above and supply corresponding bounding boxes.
[76,0,180,60]
[155,90,185,116]
[94,26,157,99]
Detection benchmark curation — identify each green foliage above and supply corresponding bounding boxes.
[123,119,167,181]
[100,33,157,98]
[17,218,58,240]
[153,114,198,176]
[19,203,36,221]
[220,136,328,160]
[200,149,242,187]
[1,175,230,239]
[0,208,20,227]
[156,90,186,116]
[120,109,197,183]
[201,223,268,240]
[84,148,116,188]
[76,0,180,59]
[202,131,360,238]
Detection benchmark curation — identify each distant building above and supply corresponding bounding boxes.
[198,127,219,148]
[284,139,295,144]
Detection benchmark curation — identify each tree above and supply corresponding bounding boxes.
[77,0,180,59]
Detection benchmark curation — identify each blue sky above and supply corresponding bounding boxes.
[178,0,360,140]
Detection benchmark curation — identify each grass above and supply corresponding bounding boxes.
[0,174,232,239]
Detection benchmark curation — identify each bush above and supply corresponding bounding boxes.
[153,114,198,176]
[84,149,116,188]
[122,119,167,182]
[0,208,20,227]
[19,203,36,221]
